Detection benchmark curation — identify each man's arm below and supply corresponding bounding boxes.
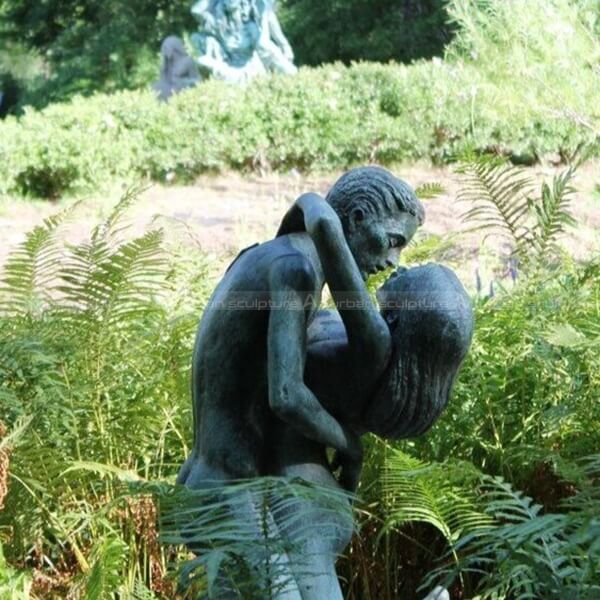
[291,193,392,379]
[267,256,362,491]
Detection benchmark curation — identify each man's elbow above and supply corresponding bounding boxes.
[269,381,300,422]
[360,322,392,370]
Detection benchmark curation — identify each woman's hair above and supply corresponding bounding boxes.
[363,263,474,439]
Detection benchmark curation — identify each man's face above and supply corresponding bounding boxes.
[345,211,419,280]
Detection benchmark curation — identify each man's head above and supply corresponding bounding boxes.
[326,166,425,280]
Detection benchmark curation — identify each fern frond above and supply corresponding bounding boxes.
[402,233,458,265]
[98,183,151,246]
[382,451,492,547]
[58,229,168,328]
[84,536,128,600]
[428,475,600,599]
[415,182,445,200]
[527,167,577,262]
[459,156,581,269]
[0,205,76,316]
[458,156,534,255]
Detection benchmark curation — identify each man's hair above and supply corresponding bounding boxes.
[326,166,425,226]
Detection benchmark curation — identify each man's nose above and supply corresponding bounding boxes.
[387,247,401,265]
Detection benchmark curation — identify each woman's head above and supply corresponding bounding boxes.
[363,263,474,439]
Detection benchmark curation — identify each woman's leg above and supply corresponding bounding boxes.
[177,455,303,599]
[271,461,354,600]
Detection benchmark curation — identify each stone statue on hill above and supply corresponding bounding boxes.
[153,36,200,101]
[190,0,297,83]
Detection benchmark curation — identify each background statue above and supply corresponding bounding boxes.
[190,0,296,82]
[255,0,297,75]
[177,167,473,597]
[153,36,200,101]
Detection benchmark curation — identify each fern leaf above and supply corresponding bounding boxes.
[415,182,445,200]
[84,536,128,600]
[382,451,492,547]
[57,229,168,329]
[527,167,577,262]
[459,157,534,254]
[0,207,73,316]
[429,475,600,599]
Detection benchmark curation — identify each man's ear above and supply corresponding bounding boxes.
[348,207,365,232]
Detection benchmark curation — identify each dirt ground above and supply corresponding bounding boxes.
[1,161,598,282]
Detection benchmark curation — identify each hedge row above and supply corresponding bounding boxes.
[0,61,596,198]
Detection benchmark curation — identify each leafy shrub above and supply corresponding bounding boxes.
[1,53,598,199]
[1,0,598,198]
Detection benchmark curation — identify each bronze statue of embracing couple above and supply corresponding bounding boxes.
[177,166,474,599]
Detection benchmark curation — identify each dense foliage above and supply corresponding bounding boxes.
[0,161,598,597]
[0,195,208,598]
[0,0,192,106]
[1,0,598,199]
[0,0,452,107]
[279,0,452,66]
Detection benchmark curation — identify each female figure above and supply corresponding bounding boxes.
[264,189,474,599]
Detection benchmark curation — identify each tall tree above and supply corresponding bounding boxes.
[278,0,454,66]
[0,0,193,103]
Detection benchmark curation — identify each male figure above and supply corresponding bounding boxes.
[190,0,296,81]
[178,166,425,493]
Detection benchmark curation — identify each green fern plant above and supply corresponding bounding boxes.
[382,450,492,549]
[0,205,74,316]
[84,536,129,600]
[415,182,446,200]
[527,166,577,260]
[425,474,600,599]
[458,156,534,253]
[458,155,577,268]
[0,188,208,598]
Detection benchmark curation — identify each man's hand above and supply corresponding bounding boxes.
[331,448,363,493]
[330,428,363,493]
[276,193,343,238]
